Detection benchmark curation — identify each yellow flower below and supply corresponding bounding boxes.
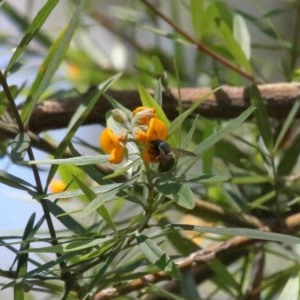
[100,128,125,164]
[49,179,67,193]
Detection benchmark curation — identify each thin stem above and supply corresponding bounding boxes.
[0,71,56,238]
[140,0,256,82]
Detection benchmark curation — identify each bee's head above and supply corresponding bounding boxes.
[151,140,171,155]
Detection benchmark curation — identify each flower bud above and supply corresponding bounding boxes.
[111,109,130,128]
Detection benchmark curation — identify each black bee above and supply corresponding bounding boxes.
[150,140,196,173]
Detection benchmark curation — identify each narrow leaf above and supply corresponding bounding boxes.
[0,170,34,191]
[136,234,181,279]
[138,83,170,127]
[46,200,86,234]
[168,224,300,244]
[250,85,273,150]
[5,0,59,74]
[279,274,300,300]
[21,0,88,124]
[27,154,109,166]
[73,176,116,230]
[195,107,255,156]
[14,213,36,300]
[274,100,300,152]
[190,0,204,37]
[277,131,300,176]
[233,14,251,59]
[174,184,195,209]
[181,107,255,173]
[169,87,220,137]
[216,18,252,73]
[9,133,30,163]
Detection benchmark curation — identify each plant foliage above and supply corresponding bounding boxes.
[0,1,300,299]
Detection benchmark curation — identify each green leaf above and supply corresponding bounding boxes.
[250,190,276,209]
[180,273,200,300]
[216,17,252,73]
[103,92,132,120]
[169,87,220,137]
[41,182,124,200]
[148,284,186,300]
[64,237,114,252]
[181,115,199,148]
[274,100,300,152]
[14,213,36,300]
[208,259,239,295]
[154,79,163,107]
[23,252,76,278]
[24,244,64,254]
[136,234,181,279]
[233,14,251,60]
[174,184,195,209]
[154,177,182,195]
[67,74,121,132]
[190,0,204,37]
[83,250,118,299]
[279,273,300,300]
[179,174,229,183]
[159,217,199,256]
[5,0,59,74]
[195,106,255,156]
[21,0,88,124]
[138,83,170,127]
[27,154,109,166]
[250,85,273,150]
[167,224,300,244]
[9,133,31,163]
[277,131,300,176]
[0,169,34,191]
[46,200,86,234]
[79,190,120,218]
[0,86,15,116]
[74,176,116,231]
[181,106,255,173]
[237,10,279,40]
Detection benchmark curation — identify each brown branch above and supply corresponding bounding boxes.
[27,83,300,134]
[92,212,300,300]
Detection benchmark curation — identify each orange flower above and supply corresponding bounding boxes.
[49,179,67,193]
[146,118,168,141]
[100,128,125,164]
[132,106,156,125]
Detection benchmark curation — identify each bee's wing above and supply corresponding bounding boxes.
[172,147,197,158]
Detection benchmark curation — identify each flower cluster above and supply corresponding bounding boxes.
[100,106,168,165]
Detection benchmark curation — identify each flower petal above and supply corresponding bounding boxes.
[146,118,168,141]
[132,107,156,125]
[109,146,125,164]
[100,128,119,152]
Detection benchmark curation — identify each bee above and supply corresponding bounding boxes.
[150,140,196,173]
